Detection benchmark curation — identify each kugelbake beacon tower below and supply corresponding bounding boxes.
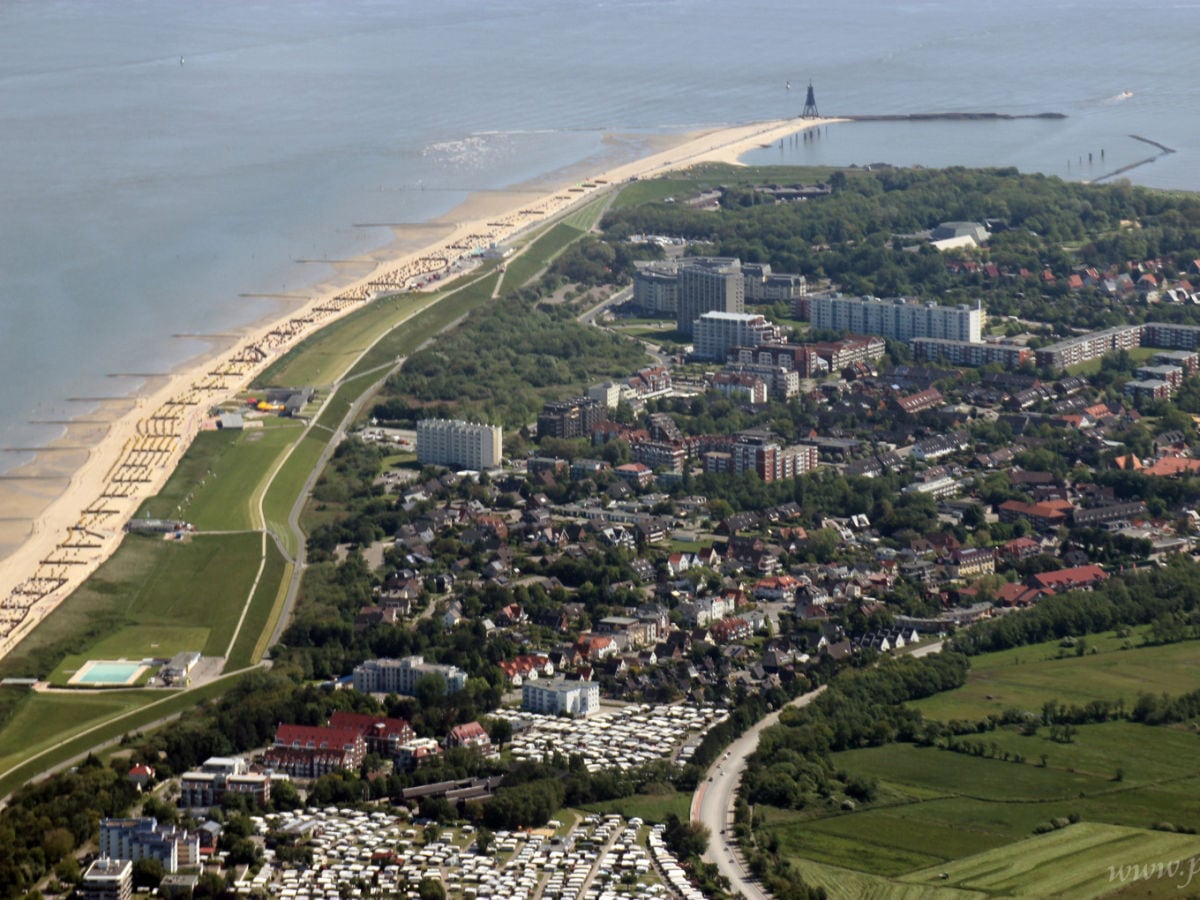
[802,82,819,119]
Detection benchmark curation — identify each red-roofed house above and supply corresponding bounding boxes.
[445,721,495,755]
[709,617,753,644]
[1143,457,1200,477]
[1029,565,1109,594]
[265,724,366,777]
[328,711,415,756]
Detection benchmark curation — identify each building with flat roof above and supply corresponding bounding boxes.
[677,257,744,336]
[537,396,605,440]
[691,311,782,361]
[632,261,679,315]
[99,818,198,874]
[522,678,601,717]
[352,655,467,696]
[809,294,983,344]
[416,418,502,470]
[79,858,133,900]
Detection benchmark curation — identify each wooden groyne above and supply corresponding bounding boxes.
[1130,134,1176,154]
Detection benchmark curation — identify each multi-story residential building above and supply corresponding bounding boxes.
[352,656,467,696]
[1141,322,1200,350]
[691,311,783,361]
[806,335,887,370]
[586,381,623,410]
[1151,350,1200,373]
[263,725,367,778]
[711,371,769,405]
[396,737,443,771]
[416,418,502,470]
[1034,324,1142,370]
[809,294,983,344]
[727,430,819,482]
[743,263,807,302]
[445,721,495,755]
[179,757,274,808]
[912,337,1033,368]
[328,711,415,756]
[522,678,601,717]
[722,363,801,399]
[99,819,198,874]
[632,440,687,473]
[1124,379,1172,401]
[1136,364,1184,388]
[632,261,679,314]
[79,859,133,900]
[676,257,744,336]
[537,397,605,440]
[731,342,817,375]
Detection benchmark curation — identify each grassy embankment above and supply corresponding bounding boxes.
[755,633,1200,899]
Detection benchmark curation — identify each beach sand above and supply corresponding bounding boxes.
[0,115,840,664]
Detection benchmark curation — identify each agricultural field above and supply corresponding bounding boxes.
[902,823,1200,899]
[912,632,1200,722]
[757,719,1200,897]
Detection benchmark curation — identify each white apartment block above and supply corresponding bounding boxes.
[692,311,783,361]
[521,678,601,717]
[416,418,502,470]
[810,294,983,344]
[353,656,468,696]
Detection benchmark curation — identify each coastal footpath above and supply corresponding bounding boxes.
[0,115,843,666]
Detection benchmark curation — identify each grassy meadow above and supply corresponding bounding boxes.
[912,631,1200,721]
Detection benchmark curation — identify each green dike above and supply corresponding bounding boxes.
[262,432,327,559]
[0,673,245,800]
[342,269,503,381]
[911,633,1200,722]
[135,423,302,531]
[0,533,262,683]
[499,222,584,292]
[0,691,158,776]
[225,540,288,669]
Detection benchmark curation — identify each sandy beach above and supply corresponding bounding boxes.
[0,115,840,664]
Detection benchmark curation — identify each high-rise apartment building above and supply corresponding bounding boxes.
[676,257,744,336]
[416,418,502,470]
[809,294,983,344]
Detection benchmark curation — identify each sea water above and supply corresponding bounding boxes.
[0,0,1196,464]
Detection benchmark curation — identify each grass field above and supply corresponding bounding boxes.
[578,789,692,824]
[0,533,264,681]
[135,423,302,531]
[757,722,1200,893]
[0,672,248,800]
[912,633,1200,721]
[225,540,288,669]
[498,222,585,292]
[0,690,158,776]
[901,823,1200,899]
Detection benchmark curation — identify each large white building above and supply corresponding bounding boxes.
[677,257,745,336]
[416,418,502,470]
[99,818,199,874]
[522,678,601,717]
[810,294,983,344]
[353,656,468,696]
[692,311,782,361]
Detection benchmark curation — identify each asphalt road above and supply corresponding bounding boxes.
[691,686,827,899]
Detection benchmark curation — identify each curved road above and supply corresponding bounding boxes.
[691,686,826,899]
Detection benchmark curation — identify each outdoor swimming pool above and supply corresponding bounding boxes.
[70,660,147,685]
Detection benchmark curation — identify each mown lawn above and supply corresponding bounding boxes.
[136,422,302,531]
[498,222,585,292]
[578,789,692,825]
